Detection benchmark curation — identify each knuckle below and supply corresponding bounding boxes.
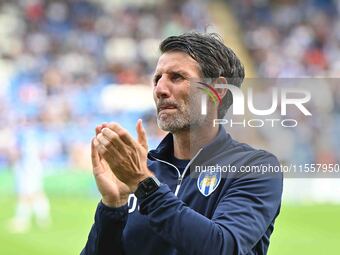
[97,145,105,155]
[108,122,118,129]
[96,133,103,140]
[97,135,107,145]
[102,128,119,141]
[101,127,111,135]
[118,130,128,139]
[102,148,111,158]
[111,132,119,141]
[103,139,110,147]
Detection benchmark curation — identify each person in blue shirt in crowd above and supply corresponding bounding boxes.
[8,116,51,233]
[81,32,283,255]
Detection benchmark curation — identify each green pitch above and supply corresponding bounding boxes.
[0,170,98,255]
[0,196,97,255]
[269,203,340,254]
[0,170,340,255]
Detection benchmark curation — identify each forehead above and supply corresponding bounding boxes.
[154,51,201,76]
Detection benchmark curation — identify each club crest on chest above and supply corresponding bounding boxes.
[197,170,221,197]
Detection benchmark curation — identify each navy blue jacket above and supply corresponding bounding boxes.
[81,128,283,255]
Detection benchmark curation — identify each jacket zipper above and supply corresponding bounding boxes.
[150,148,203,196]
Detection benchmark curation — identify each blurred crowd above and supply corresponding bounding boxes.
[227,0,340,164]
[227,0,340,202]
[0,0,339,181]
[230,0,340,77]
[0,0,208,170]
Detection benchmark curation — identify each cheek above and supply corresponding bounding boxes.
[152,89,158,103]
[177,93,190,109]
[186,87,200,105]
[177,85,191,102]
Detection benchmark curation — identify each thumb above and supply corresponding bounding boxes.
[136,119,148,151]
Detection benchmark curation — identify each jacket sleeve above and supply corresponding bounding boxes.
[80,201,128,255]
[139,153,283,255]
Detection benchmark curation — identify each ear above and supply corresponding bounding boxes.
[213,77,228,100]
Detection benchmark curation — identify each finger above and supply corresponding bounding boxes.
[136,119,148,151]
[95,138,124,181]
[91,138,100,169]
[95,122,108,135]
[106,122,135,146]
[95,126,101,136]
[94,136,113,163]
[100,128,127,152]
[92,138,108,168]
[97,131,127,157]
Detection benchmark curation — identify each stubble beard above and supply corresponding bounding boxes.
[157,97,205,133]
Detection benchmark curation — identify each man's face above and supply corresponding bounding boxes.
[153,51,205,133]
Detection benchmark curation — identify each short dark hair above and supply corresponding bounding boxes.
[160,32,245,118]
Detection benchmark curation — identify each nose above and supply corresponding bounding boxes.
[154,75,171,99]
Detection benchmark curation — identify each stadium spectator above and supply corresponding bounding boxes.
[7,116,51,233]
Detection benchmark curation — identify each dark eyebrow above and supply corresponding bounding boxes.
[154,69,190,76]
[168,70,191,79]
[174,69,189,75]
[152,69,191,81]
[152,73,161,83]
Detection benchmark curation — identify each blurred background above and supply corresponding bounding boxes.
[0,0,339,254]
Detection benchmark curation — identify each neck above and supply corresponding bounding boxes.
[172,124,219,160]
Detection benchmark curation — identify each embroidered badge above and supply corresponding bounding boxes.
[197,171,221,197]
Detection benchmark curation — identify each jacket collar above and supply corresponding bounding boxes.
[148,132,174,161]
[148,127,232,163]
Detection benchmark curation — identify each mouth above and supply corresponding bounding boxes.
[158,104,177,113]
